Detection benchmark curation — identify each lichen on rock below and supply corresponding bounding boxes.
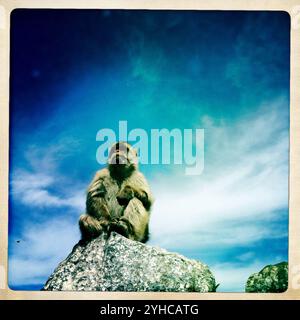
[43,232,216,292]
[245,261,288,293]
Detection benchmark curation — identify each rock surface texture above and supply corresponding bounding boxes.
[43,232,216,292]
[245,261,288,293]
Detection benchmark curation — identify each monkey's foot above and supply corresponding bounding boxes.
[79,214,108,241]
[108,218,134,239]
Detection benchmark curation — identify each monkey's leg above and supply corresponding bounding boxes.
[79,214,109,241]
[110,198,149,243]
[86,186,111,220]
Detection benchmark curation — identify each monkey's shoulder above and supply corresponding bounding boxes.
[93,168,110,180]
[88,168,112,190]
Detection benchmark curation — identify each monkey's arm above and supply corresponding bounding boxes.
[117,172,154,211]
[132,187,152,211]
[79,169,111,241]
[86,169,110,219]
[131,171,154,210]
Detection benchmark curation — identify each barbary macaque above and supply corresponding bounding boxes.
[79,142,154,243]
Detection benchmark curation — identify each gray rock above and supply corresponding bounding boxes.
[245,261,288,293]
[43,232,216,292]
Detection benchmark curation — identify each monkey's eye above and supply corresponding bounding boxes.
[126,147,130,152]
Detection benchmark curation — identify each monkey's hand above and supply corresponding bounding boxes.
[116,185,135,207]
[108,218,134,239]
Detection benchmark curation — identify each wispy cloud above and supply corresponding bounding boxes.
[149,97,289,252]
[10,138,86,211]
[11,169,85,210]
[9,218,80,287]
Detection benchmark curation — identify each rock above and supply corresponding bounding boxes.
[43,232,216,292]
[245,262,288,293]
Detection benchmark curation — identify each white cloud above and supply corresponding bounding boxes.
[24,137,83,172]
[9,258,55,287]
[10,137,86,211]
[9,218,80,287]
[150,221,287,252]
[238,251,255,262]
[149,97,289,251]
[11,169,85,210]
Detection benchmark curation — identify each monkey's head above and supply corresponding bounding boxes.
[108,142,138,179]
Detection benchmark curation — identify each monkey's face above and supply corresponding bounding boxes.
[108,142,138,172]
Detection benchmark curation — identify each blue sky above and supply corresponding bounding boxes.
[8,10,290,292]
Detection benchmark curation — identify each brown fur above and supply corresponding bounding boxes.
[79,142,154,242]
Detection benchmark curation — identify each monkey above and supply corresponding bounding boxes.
[79,141,154,243]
